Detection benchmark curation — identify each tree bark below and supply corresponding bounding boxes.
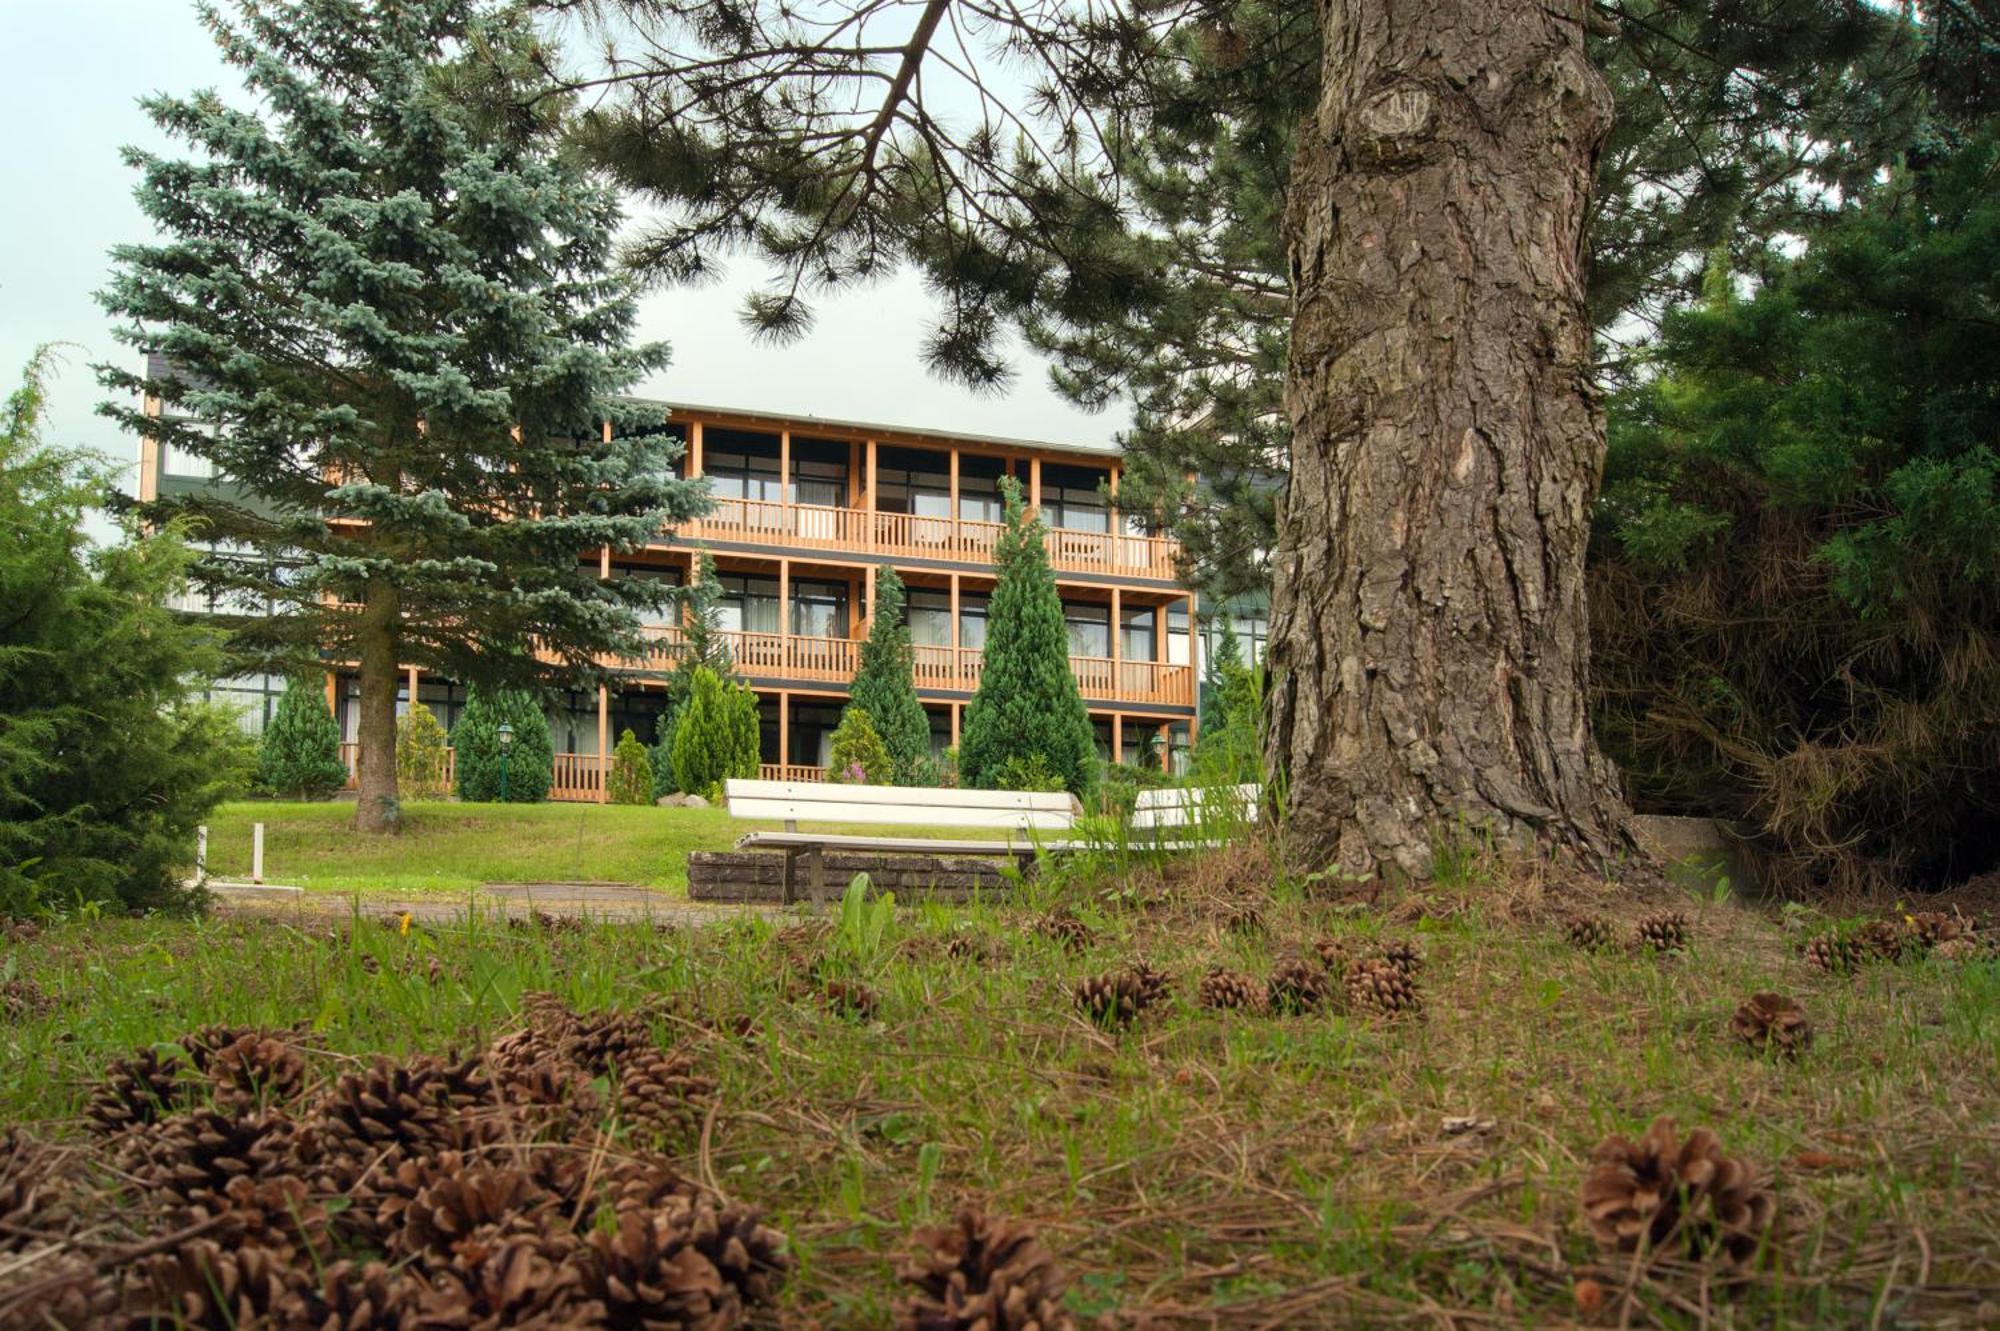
[353,582,401,834]
[1267,0,1634,878]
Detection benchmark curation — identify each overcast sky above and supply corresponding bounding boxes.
[0,0,1129,515]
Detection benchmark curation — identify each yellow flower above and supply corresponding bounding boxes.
[399,911,412,936]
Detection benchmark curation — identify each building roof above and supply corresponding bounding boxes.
[629,397,1126,462]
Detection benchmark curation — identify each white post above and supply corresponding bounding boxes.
[196,825,208,880]
[252,822,265,885]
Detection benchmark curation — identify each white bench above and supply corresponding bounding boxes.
[1131,783,1261,830]
[723,779,1084,905]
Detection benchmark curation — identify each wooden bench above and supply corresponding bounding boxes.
[723,779,1084,905]
[1131,782,1261,831]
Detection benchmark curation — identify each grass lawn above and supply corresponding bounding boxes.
[199,799,1025,896]
[3,845,1996,1327]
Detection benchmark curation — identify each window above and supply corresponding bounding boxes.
[791,437,849,507]
[789,702,845,767]
[790,579,849,638]
[159,418,217,479]
[1205,610,1269,669]
[958,455,1005,523]
[877,447,951,517]
[614,420,688,483]
[1120,606,1158,663]
[205,673,287,736]
[612,563,684,628]
[717,574,782,634]
[1167,604,1192,666]
[927,707,953,758]
[1064,602,1110,658]
[906,590,988,648]
[1041,464,1109,533]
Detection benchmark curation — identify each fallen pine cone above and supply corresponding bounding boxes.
[1197,967,1264,1012]
[1267,956,1333,1015]
[1036,911,1094,953]
[1803,932,1857,975]
[1346,958,1421,1017]
[1635,911,1691,955]
[1730,993,1812,1058]
[897,1205,1075,1331]
[1073,971,1154,1030]
[823,978,879,1021]
[1580,1116,1775,1264]
[1565,915,1617,952]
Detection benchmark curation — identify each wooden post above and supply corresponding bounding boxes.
[949,572,961,686]
[688,420,703,478]
[951,702,961,747]
[1158,722,1170,774]
[1110,587,1122,696]
[600,545,611,577]
[949,446,960,552]
[778,558,791,672]
[252,822,265,885]
[778,690,790,777]
[1029,456,1042,512]
[596,685,609,803]
[864,565,877,631]
[1186,589,1200,715]
[865,439,878,552]
[1112,714,1123,766]
[1108,464,1119,571]
[779,428,791,534]
[324,672,337,714]
[405,665,419,708]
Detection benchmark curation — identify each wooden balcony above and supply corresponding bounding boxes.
[677,499,1179,581]
[649,629,1195,707]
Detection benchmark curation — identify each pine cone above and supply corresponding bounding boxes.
[0,1129,68,1247]
[1224,904,1264,934]
[415,1225,593,1329]
[898,1205,1074,1331]
[86,1046,190,1134]
[278,1259,421,1331]
[126,1240,301,1329]
[0,1254,115,1328]
[582,1198,793,1327]
[1730,993,1812,1058]
[1803,932,1858,974]
[1311,936,1352,977]
[1073,971,1153,1029]
[1908,910,1975,951]
[1933,936,1986,963]
[1565,915,1617,952]
[390,1161,553,1260]
[1346,959,1421,1017]
[823,978,881,1021]
[1036,911,1094,953]
[1635,911,1691,954]
[615,1044,716,1141]
[1127,961,1173,1008]
[565,1010,660,1077]
[119,1107,296,1204]
[773,922,828,975]
[183,1026,310,1107]
[1267,956,1333,1015]
[180,1173,330,1258]
[1373,938,1424,978]
[944,932,996,963]
[2,918,40,943]
[1853,918,1912,964]
[1197,967,1265,1012]
[311,1055,477,1159]
[0,976,52,1021]
[1580,1116,1776,1264]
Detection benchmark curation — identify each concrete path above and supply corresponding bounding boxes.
[208,880,783,927]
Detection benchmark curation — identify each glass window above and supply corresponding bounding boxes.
[1064,602,1110,658]
[877,447,950,516]
[1042,464,1109,533]
[907,590,954,648]
[159,419,217,478]
[206,673,286,736]
[790,579,849,638]
[959,456,1005,523]
[791,437,850,507]
[718,574,781,634]
[613,563,683,627]
[790,702,845,767]
[1120,606,1157,663]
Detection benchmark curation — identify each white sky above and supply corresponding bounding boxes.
[0,0,1129,521]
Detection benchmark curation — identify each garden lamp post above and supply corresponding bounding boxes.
[497,722,514,803]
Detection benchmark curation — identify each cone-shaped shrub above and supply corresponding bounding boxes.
[850,567,933,784]
[453,686,553,803]
[395,701,450,800]
[827,708,893,783]
[670,667,760,798]
[959,478,1095,795]
[607,728,654,805]
[258,677,347,800]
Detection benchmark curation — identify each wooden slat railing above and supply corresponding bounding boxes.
[673,499,1178,579]
[551,752,606,802]
[756,763,826,783]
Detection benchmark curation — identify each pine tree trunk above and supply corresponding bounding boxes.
[1266,0,1635,878]
[353,584,401,834]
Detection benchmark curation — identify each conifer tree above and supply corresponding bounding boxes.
[848,567,931,785]
[453,686,554,803]
[259,677,348,800]
[607,728,654,804]
[670,667,760,799]
[395,701,451,801]
[1193,620,1261,786]
[1,349,249,914]
[826,708,894,784]
[959,479,1096,796]
[543,0,1937,877]
[650,551,735,795]
[99,0,708,833]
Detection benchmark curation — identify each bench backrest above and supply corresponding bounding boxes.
[723,779,1080,831]
[1130,782,1261,829]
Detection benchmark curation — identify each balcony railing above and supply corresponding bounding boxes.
[758,763,827,783]
[677,499,1179,580]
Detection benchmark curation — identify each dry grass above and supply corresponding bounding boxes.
[3,847,1997,1327]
